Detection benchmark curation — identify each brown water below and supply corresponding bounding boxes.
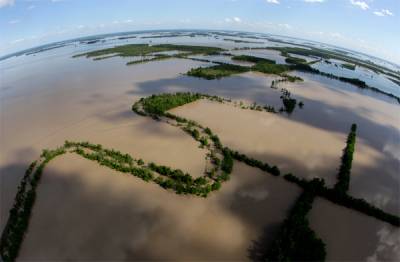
[1,40,399,260]
[17,154,300,260]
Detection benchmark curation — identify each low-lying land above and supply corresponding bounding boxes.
[268,46,400,82]
[73,44,223,60]
[341,63,356,70]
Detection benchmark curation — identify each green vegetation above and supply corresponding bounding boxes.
[188,55,291,79]
[73,44,223,59]
[285,56,307,64]
[266,183,326,262]
[126,54,170,65]
[140,92,202,115]
[252,62,290,75]
[64,141,219,198]
[232,55,276,64]
[280,88,297,114]
[0,147,66,262]
[341,63,356,70]
[229,149,281,176]
[187,63,250,80]
[290,63,400,103]
[221,148,233,174]
[334,124,357,194]
[223,38,264,44]
[117,36,137,40]
[284,174,400,227]
[269,46,400,82]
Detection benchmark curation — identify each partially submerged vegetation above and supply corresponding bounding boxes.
[223,38,264,44]
[73,44,223,60]
[279,88,298,114]
[289,61,400,103]
[0,148,66,262]
[284,174,400,227]
[187,55,291,79]
[266,183,326,262]
[269,46,400,82]
[126,54,171,65]
[341,63,356,70]
[2,92,398,261]
[232,55,276,64]
[334,124,357,194]
[187,63,250,80]
[285,56,307,65]
[73,43,399,103]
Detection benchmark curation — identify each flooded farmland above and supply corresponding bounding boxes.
[1,30,399,261]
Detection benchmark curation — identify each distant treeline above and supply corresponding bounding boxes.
[290,63,400,104]
[269,46,400,82]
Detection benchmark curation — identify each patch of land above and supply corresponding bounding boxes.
[73,44,223,60]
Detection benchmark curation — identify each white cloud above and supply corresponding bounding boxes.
[8,19,20,24]
[278,23,292,29]
[233,17,241,23]
[0,0,14,8]
[329,32,344,39]
[27,5,35,10]
[224,17,242,23]
[179,18,191,23]
[266,0,280,4]
[10,38,25,44]
[373,9,394,17]
[304,0,325,3]
[350,0,369,10]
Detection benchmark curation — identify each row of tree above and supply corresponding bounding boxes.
[283,174,400,227]
[290,63,400,103]
[0,147,66,262]
[228,149,280,176]
[266,186,326,261]
[334,124,357,194]
[70,141,223,198]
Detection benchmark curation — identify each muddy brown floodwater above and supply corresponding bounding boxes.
[1,39,399,261]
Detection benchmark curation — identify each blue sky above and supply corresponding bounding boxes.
[1,0,399,64]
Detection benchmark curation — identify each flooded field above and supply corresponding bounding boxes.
[1,31,399,260]
[18,154,300,260]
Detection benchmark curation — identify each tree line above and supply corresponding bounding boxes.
[334,124,357,194]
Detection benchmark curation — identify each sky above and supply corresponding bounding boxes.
[0,0,399,64]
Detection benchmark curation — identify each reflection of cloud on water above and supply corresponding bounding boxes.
[367,225,400,262]
[370,191,391,209]
[238,188,269,201]
[383,142,400,162]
